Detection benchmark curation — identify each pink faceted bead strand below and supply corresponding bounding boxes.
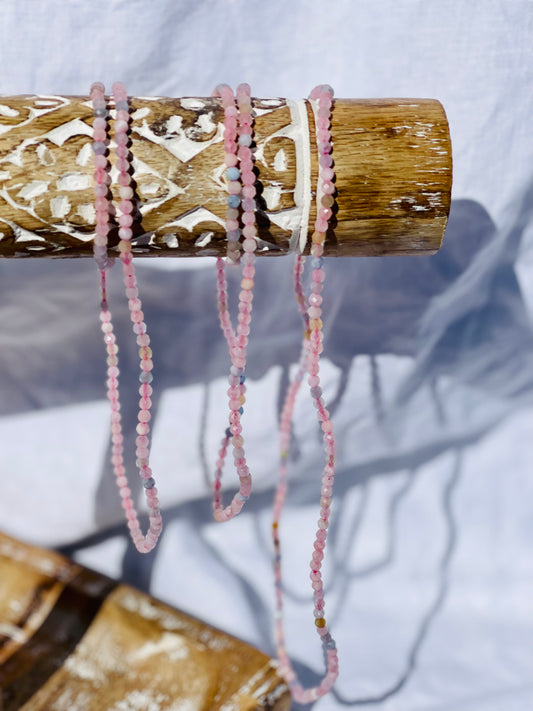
[272,84,339,704]
[91,81,162,554]
[211,83,258,522]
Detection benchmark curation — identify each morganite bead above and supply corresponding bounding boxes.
[315,218,329,232]
[119,186,134,199]
[242,237,256,251]
[242,185,256,198]
[117,215,133,231]
[224,153,239,167]
[139,383,153,397]
[242,224,256,238]
[119,200,134,214]
[242,171,256,186]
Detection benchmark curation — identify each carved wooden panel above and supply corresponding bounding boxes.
[0,95,452,258]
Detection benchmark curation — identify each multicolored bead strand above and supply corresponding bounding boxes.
[212,83,258,522]
[272,85,339,704]
[90,81,162,554]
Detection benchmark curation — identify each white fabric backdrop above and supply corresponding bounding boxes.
[0,1,532,709]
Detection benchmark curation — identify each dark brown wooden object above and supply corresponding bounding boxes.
[0,531,290,711]
[0,95,451,258]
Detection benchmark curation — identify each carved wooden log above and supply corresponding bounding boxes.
[0,531,290,711]
[0,95,452,258]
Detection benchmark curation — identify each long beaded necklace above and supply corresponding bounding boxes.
[211,82,258,522]
[272,85,339,704]
[90,81,162,554]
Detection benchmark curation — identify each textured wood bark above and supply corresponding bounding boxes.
[0,95,451,258]
[0,531,290,711]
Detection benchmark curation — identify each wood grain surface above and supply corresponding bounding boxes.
[0,94,452,258]
[0,531,290,711]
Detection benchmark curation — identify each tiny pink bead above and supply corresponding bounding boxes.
[315,217,329,232]
[224,153,239,167]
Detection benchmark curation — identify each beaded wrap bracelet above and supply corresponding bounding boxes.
[211,83,258,522]
[90,82,162,554]
[272,84,339,704]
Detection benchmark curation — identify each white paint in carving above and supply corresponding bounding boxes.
[197,111,216,134]
[260,99,284,107]
[0,232,4,241]
[0,104,19,117]
[288,98,311,251]
[2,140,28,165]
[166,114,182,133]
[57,172,91,191]
[265,210,301,233]
[0,188,42,223]
[180,98,208,111]
[77,203,95,223]
[195,231,213,247]
[50,195,71,219]
[253,98,286,117]
[129,632,189,663]
[34,99,61,107]
[37,144,56,166]
[163,233,179,248]
[17,180,50,200]
[139,182,161,196]
[168,206,225,232]
[131,107,151,121]
[0,218,46,243]
[129,157,185,216]
[263,184,282,210]
[44,118,92,146]
[0,95,69,140]
[273,148,287,171]
[134,115,224,163]
[209,162,227,191]
[0,623,26,643]
[0,171,11,181]
[76,142,93,167]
